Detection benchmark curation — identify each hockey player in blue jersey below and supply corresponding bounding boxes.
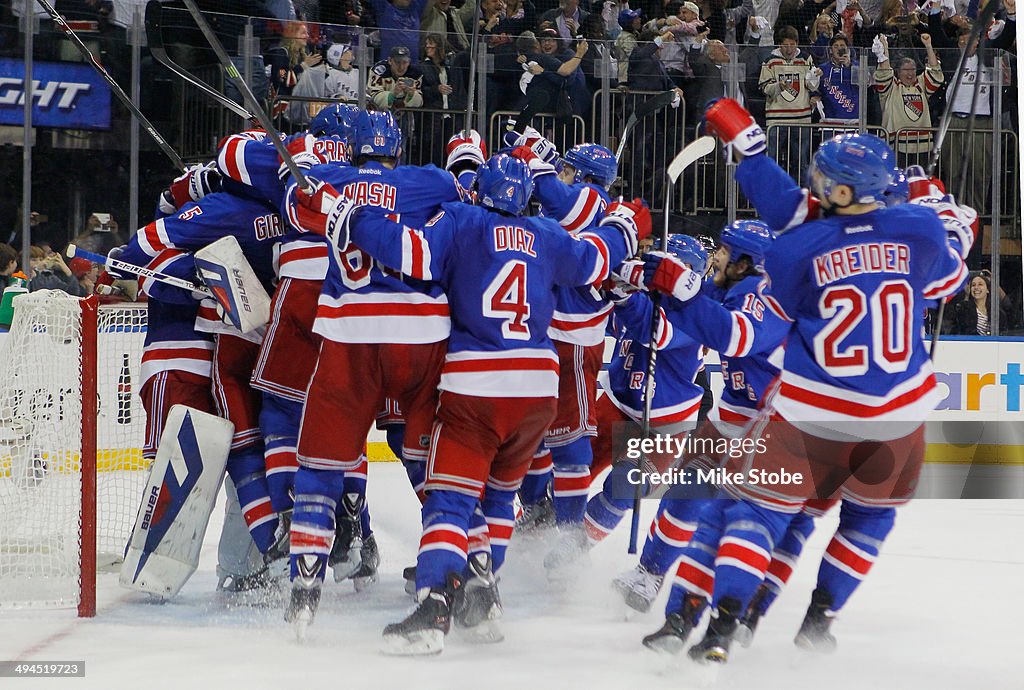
[290,153,647,654]
[610,220,788,618]
[676,102,975,663]
[279,110,465,635]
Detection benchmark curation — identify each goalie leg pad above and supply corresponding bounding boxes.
[194,235,271,334]
[120,405,234,598]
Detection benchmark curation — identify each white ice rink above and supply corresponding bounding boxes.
[1,463,1021,690]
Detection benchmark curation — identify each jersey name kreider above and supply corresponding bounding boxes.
[493,225,536,257]
[813,241,910,287]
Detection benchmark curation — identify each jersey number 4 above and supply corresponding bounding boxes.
[483,260,531,340]
[814,280,913,377]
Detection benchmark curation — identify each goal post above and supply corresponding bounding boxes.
[0,290,149,616]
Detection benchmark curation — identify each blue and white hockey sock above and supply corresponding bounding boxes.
[385,424,405,461]
[518,446,552,507]
[711,499,791,611]
[481,486,516,572]
[583,462,646,544]
[551,437,593,525]
[416,490,476,590]
[758,510,818,613]
[466,505,492,575]
[259,394,302,514]
[403,460,427,503]
[290,467,345,582]
[343,455,372,537]
[816,502,895,611]
[639,497,702,575]
[664,499,728,614]
[226,445,278,553]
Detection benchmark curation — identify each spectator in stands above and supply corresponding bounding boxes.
[614,8,643,84]
[28,246,83,296]
[370,0,430,64]
[540,0,589,41]
[643,0,704,87]
[818,33,860,125]
[690,38,739,113]
[319,0,365,27]
[70,258,99,295]
[265,21,320,121]
[872,32,943,168]
[0,243,17,281]
[421,0,474,52]
[369,45,425,110]
[579,12,612,95]
[482,0,534,112]
[736,0,782,46]
[288,42,361,127]
[953,274,1012,336]
[759,25,820,173]
[508,29,588,133]
[627,28,681,92]
[72,213,125,258]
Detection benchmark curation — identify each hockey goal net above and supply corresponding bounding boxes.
[0,290,149,616]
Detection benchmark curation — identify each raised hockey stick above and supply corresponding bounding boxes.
[67,244,213,297]
[144,0,256,121]
[177,0,313,192]
[614,90,679,162]
[926,0,1000,359]
[35,0,185,171]
[628,136,716,554]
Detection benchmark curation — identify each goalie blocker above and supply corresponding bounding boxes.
[194,236,272,334]
[121,405,234,599]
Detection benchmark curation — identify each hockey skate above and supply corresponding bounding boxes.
[263,509,292,579]
[453,554,503,644]
[543,526,591,582]
[217,567,277,594]
[349,534,380,592]
[381,573,461,656]
[687,597,741,664]
[515,494,556,535]
[793,588,837,653]
[641,593,707,655]
[734,584,770,648]
[285,554,325,642]
[402,566,417,597]
[329,493,364,582]
[612,564,664,614]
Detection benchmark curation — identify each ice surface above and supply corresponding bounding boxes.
[1,464,1021,690]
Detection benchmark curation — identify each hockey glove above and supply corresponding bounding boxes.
[105,245,133,281]
[446,130,487,173]
[599,198,652,258]
[277,133,328,182]
[703,98,766,163]
[913,193,978,260]
[905,165,946,201]
[643,252,702,303]
[504,127,560,163]
[511,145,558,178]
[612,259,648,292]
[289,179,360,254]
[601,277,637,304]
[161,162,222,214]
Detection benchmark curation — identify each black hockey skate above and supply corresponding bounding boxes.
[285,554,325,642]
[217,566,277,593]
[515,493,556,534]
[642,593,707,655]
[382,573,462,656]
[734,584,770,648]
[794,588,837,653]
[454,554,503,643]
[329,493,364,582]
[402,566,417,597]
[348,533,380,592]
[687,597,741,664]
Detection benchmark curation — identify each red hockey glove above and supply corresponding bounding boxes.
[286,178,360,256]
[644,252,702,303]
[703,98,766,162]
[905,165,946,202]
[278,133,329,181]
[445,129,487,172]
[510,145,557,178]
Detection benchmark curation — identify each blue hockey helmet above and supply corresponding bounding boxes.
[309,103,359,140]
[883,166,910,207]
[720,219,775,268]
[665,234,709,275]
[562,143,618,189]
[351,109,403,159]
[476,154,534,215]
[810,133,896,204]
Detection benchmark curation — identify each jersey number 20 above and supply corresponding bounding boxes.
[814,280,913,377]
[483,260,531,340]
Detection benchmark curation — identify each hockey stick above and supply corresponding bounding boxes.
[614,90,678,162]
[628,136,716,554]
[67,244,213,297]
[926,0,1000,359]
[144,0,256,121]
[177,0,313,192]
[35,0,185,171]
[463,0,482,130]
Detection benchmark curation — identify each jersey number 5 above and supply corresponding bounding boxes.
[814,280,913,377]
[483,260,531,340]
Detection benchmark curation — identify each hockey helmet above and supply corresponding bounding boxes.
[562,143,618,189]
[810,133,895,204]
[665,234,709,275]
[720,219,775,268]
[351,109,403,159]
[883,166,910,207]
[309,103,360,140]
[476,154,534,215]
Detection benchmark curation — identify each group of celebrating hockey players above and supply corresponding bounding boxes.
[108,91,976,661]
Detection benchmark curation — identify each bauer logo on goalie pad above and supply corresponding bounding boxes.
[121,405,233,598]
[193,235,271,334]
